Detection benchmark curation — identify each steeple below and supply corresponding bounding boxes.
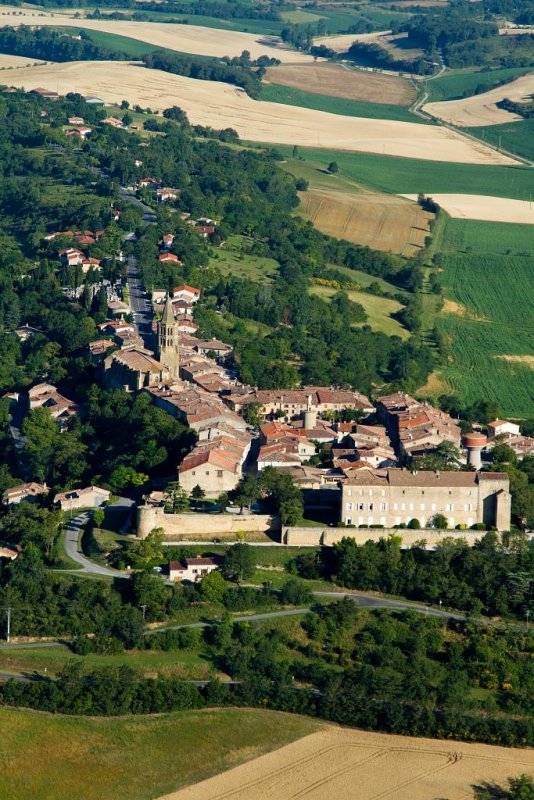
[157,293,180,378]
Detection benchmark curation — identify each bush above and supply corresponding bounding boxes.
[407,518,421,529]
[279,579,313,606]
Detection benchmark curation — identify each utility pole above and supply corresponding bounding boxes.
[141,604,147,622]
[5,607,11,643]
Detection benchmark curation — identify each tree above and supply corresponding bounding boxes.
[108,466,149,494]
[92,507,105,530]
[162,105,188,124]
[279,578,312,606]
[164,481,189,513]
[201,570,227,603]
[431,513,448,530]
[134,528,164,568]
[280,497,303,526]
[327,161,338,173]
[191,484,206,510]
[242,402,262,430]
[222,543,256,583]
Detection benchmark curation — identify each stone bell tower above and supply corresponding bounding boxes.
[157,293,180,378]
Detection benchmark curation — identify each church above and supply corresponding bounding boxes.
[103,295,181,391]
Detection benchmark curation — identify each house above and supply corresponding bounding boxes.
[169,557,218,582]
[173,285,200,304]
[159,253,183,266]
[0,545,20,561]
[176,316,198,335]
[84,96,105,105]
[27,384,80,427]
[339,469,511,530]
[30,87,59,101]
[86,339,115,362]
[161,234,174,249]
[58,247,85,267]
[156,187,179,203]
[103,117,124,128]
[178,435,251,494]
[224,387,373,420]
[14,324,42,342]
[98,320,136,337]
[107,300,130,319]
[54,485,111,512]
[139,177,161,188]
[2,482,49,506]
[194,338,233,361]
[68,116,85,125]
[65,126,92,139]
[487,420,521,439]
[81,256,101,274]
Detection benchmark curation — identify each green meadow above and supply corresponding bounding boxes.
[260,83,423,123]
[268,145,534,201]
[428,66,534,102]
[0,706,317,800]
[466,119,534,163]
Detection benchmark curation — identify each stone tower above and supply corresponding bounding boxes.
[157,293,180,378]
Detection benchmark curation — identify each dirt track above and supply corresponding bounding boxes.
[264,62,415,105]
[161,726,534,800]
[3,60,519,164]
[0,6,313,63]
[401,193,534,224]
[424,72,534,126]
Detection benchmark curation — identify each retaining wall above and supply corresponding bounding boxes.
[284,527,487,547]
[137,504,279,539]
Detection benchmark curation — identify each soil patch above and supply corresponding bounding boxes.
[264,62,415,105]
[495,354,534,368]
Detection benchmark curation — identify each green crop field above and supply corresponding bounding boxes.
[428,66,534,102]
[54,27,166,57]
[268,145,534,201]
[435,242,534,416]
[466,119,534,163]
[260,83,424,123]
[440,218,534,256]
[0,706,318,800]
[209,235,279,283]
[309,284,408,338]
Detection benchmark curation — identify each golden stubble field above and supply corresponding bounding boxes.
[264,62,416,105]
[2,60,519,164]
[300,188,433,255]
[162,726,534,800]
[0,6,313,63]
[424,71,534,126]
[400,194,534,224]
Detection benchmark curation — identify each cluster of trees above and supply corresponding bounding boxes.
[498,97,534,119]
[142,51,272,99]
[136,0,286,21]
[289,532,534,619]
[4,600,532,748]
[0,25,132,62]
[346,41,434,75]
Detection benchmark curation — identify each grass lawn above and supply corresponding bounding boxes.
[428,66,534,102]
[0,644,214,680]
[309,284,408,339]
[210,234,279,283]
[260,83,422,123]
[466,119,534,163]
[250,568,332,592]
[268,145,534,201]
[326,263,408,296]
[0,706,319,800]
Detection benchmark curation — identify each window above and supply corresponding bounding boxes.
[347,489,352,497]
[217,470,223,478]
[380,502,387,511]
[369,503,374,511]
[205,470,210,475]
[393,503,398,511]
[465,503,472,511]
[401,503,405,511]
[346,502,353,511]
[346,517,352,525]
[192,470,196,476]
[431,503,436,511]
[359,503,364,510]
[446,503,453,512]
[381,490,385,497]
[409,503,414,511]
[420,504,425,511]
[369,490,373,497]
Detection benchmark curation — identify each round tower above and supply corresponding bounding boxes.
[462,432,487,470]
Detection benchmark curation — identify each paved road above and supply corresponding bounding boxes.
[63,501,134,579]
[126,254,154,347]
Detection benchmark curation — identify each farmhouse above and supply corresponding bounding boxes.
[169,557,218,582]
[2,482,49,506]
[54,485,111,511]
[339,468,511,530]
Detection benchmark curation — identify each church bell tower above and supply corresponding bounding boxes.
[157,293,180,378]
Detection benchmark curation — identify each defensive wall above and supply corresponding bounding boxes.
[137,504,279,539]
[283,527,489,547]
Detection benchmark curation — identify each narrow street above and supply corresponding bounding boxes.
[126,254,154,349]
